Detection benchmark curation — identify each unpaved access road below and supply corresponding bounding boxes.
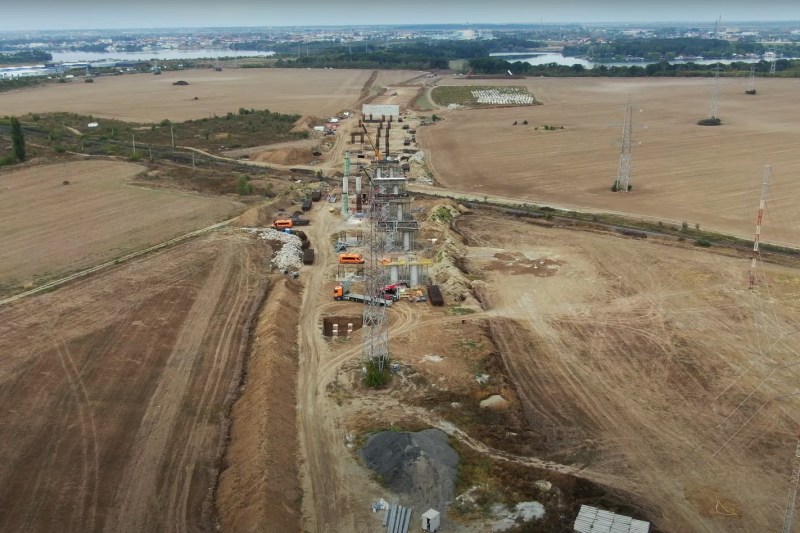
[0,231,268,533]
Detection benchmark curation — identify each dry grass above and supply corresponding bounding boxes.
[0,159,242,297]
[0,68,373,122]
[419,77,800,247]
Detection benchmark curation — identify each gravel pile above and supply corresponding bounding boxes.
[360,428,459,511]
[248,228,303,271]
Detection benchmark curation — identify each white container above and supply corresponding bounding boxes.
[421,509,440,532]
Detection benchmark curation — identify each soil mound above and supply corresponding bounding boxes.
[290,114,322,133]
[252,147,312,165]
[359,428,458,510]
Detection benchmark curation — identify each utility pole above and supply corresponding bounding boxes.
[170,123,175,148]
[131,133,136,155]
[749,165,771,289]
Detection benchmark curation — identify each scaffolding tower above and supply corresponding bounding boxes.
[361,166,391,372]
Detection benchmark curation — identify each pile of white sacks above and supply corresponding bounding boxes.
[472,88,534,105]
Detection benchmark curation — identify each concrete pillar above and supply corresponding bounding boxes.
[397,203,403,220]
[403,231,411,251]
[332,324,339,337]
[390,265,399,283]
[410,265,419,286]
[347,323,353,335]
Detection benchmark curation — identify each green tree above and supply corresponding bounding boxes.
[236,175,252,195]
[10,116,25,162]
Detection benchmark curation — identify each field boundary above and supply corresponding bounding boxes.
[0,218,235,307]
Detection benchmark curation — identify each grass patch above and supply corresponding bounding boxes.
[414,89,435,111]
[449,306,477,316]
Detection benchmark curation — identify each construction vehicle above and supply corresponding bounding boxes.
[338,253,364,264]
[380,282,408,301]
[333,284,393,306]
[272,219,293,229]
[303,248,315,265]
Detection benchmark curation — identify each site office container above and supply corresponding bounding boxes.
[273,219,293,229]
[338,253,364,264]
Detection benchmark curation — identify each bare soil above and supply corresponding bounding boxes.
[0,159,242,298]
[217,275,303,533]
[0,69,373,122]
[453,210,800,532]
[0,231,269,533]
[418,77,800,247]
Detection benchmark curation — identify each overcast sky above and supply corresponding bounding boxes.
[2,0,799,31]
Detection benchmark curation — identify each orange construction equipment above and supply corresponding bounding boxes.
[338,253,365,264]
[272,219,293,229]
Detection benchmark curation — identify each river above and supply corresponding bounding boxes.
[490,51,786,68]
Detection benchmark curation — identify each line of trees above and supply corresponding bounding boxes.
[563,38,767,61]
[0,50,52,63]
[468,57,800,77]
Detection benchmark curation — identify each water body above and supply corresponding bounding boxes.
[490,51,784,69]
[50,49,275,63]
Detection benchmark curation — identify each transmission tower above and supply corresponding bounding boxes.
[783,433,800,533]
[709,62,721,120]
[746,64,757,94]
[770,58,777,76]
[361,164,391,372]
[613,94,633,192]
[749,165,771,290]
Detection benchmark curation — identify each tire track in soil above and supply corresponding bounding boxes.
[106,237,252,533]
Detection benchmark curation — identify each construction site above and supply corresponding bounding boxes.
[1,66,800,533]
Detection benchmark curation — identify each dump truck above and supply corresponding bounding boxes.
[290,217,310,226]
[301,198,312,212]
[333,285,392,306]
[303,248,315,265]
[311,190,322,202]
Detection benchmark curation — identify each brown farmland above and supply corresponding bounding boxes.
[0,160,242,297]
[0,69,373,122]
[456,211,800,532]
[0,231,269,533]
[419,77,800,247]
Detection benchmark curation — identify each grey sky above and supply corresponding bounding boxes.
[2,0,799,31]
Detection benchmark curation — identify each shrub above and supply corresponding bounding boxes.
[698,117,722,126]
[236,175,252,195]
[364,359,389,388]
[695,238,712,247]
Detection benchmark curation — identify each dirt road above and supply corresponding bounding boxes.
[0,231,268,533]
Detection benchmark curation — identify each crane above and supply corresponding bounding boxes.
[361,123,381,160]
[783,433,800,533]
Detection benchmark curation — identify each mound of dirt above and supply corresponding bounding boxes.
[290,114,322,134]
[359,428,459,511]
[252,147,312,165]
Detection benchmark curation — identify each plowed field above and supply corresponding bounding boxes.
[0,159,241,297]
[0,69,373,122]
[419,77,800,247]
[0,231,268,533]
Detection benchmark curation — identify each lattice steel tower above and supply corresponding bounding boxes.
[710,62,721,120]
[361,164,391,371]
[613,95,633,192]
